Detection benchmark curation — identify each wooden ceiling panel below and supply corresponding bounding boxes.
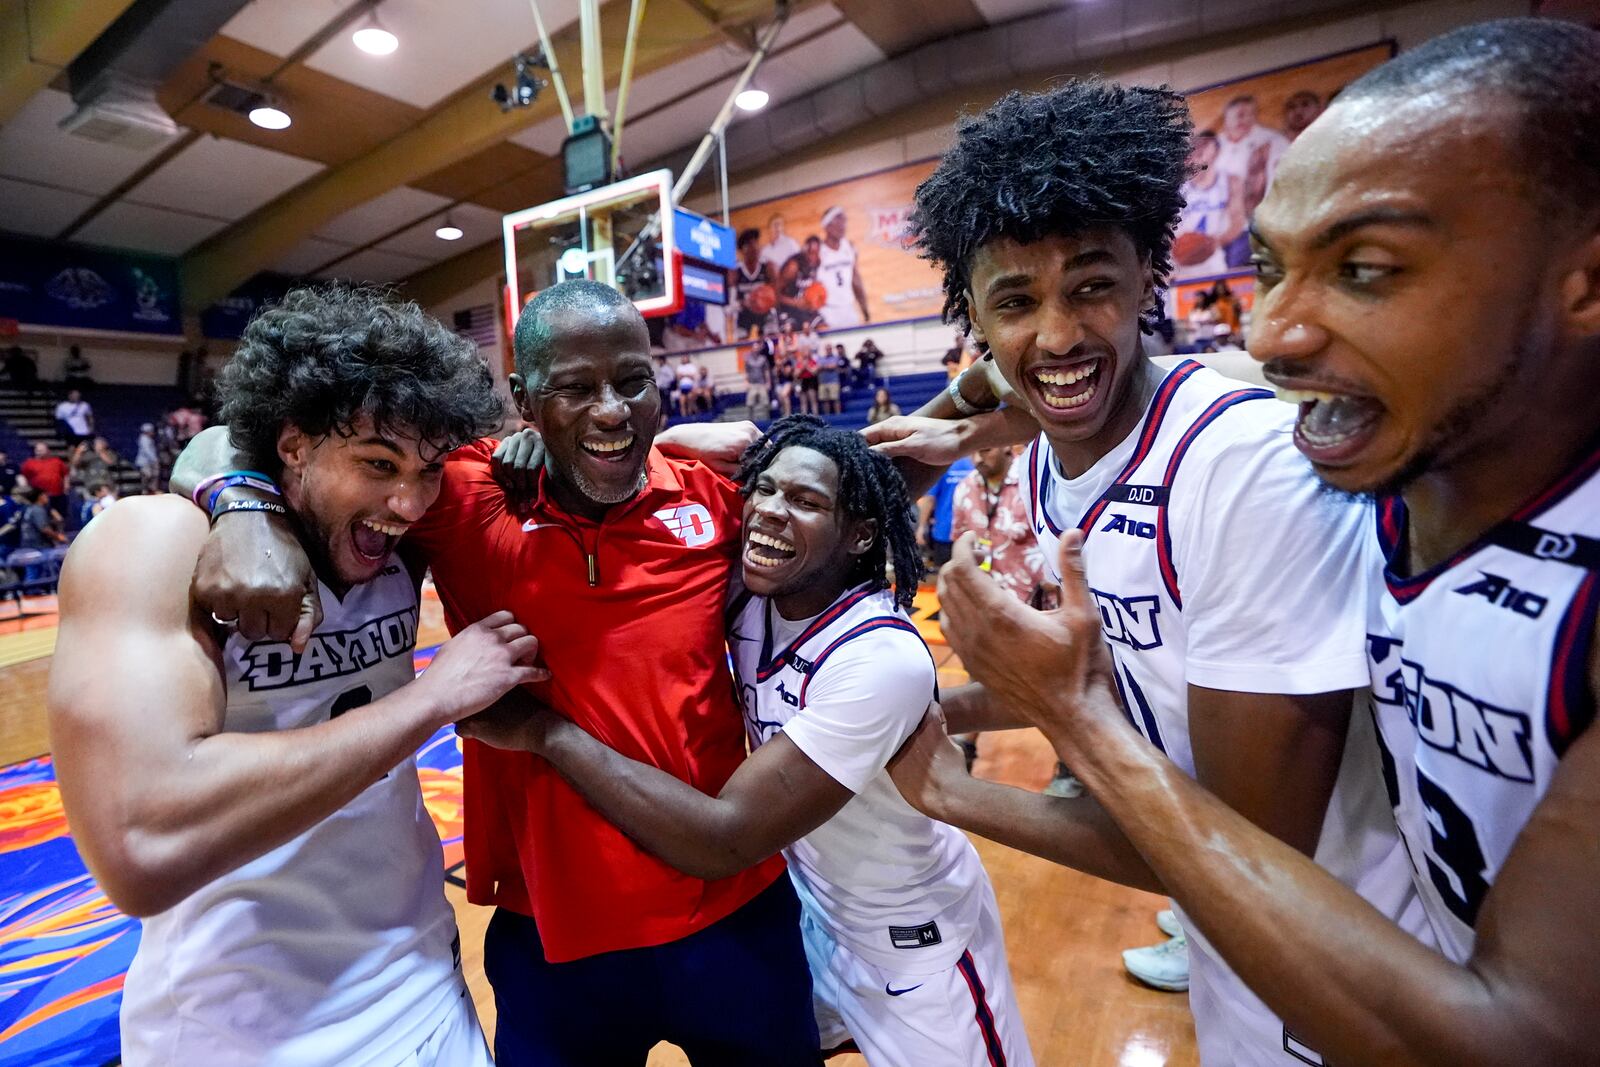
[410,142,554,207]
[458,157,568,215]
[833,0,987,55]
[158,36,424,168]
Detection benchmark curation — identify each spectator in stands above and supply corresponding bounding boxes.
[19,487,63,550]
[2,346,38,388]
[832,344,851,394]
[947,446,1078,791]
[916,454,974,568]
[855,338,882,389]
[653,355,677,430]
[0,450,15,490]
[80,480,115,525]
[63,345,93,389]
[69,438,107,487]
[773,348,796,417]
[54,389,93,446]
[20,442,68,520]
[795,345,819,416]
[135,423,160,493]
[741,340,773,421]
[0,478,22,556]
[816,344,846,415]
[694,363,716,416]
[673,354,699,416]
[797,320,820,363]
[941,333,967,380]
[866,387,901,425]
[776,322,799,363]
[168,404,205,445]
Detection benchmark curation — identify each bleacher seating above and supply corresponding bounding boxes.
[669,369,951,433]
[0,383,189,499]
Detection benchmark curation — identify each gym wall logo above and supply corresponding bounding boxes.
[130,266,173,324]
[45,268,113,310]
[867,205,916,250]
[654,504,717,548]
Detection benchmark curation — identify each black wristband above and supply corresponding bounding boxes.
[211,498,288,524]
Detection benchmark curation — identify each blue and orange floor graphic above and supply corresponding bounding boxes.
[0,644,453,1067]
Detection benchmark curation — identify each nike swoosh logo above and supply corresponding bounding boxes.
[885,983,922,997]
[521,520,560,532]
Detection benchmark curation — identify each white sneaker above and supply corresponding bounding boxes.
[1123,933,1189,992]
[1156,909,1182,939]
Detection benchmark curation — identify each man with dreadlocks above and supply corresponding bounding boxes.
[462,415,1032,1067]
[873,79,1432,1067]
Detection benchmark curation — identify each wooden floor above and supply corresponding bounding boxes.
[0,592,1199,1066]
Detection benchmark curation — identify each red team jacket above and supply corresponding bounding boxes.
[406,439,783,962]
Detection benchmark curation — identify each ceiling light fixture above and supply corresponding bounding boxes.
[248,105,292,130]
[353,16,398,56]
[435,214,464,241]
[735,88,769,112]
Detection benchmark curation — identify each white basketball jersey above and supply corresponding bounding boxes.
[1179,177,1231,241]
[121,560,464,1067]
[1366,452,1600,964]
[728,584,990,975]
[1024,360,1432,1066]
[817,238,860,327]
[1176,177,1232,277]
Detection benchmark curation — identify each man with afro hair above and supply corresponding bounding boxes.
[873,79,1431,1066]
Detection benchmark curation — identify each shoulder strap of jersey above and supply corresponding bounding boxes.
[1073,359,1205,536]
[1150,383,1274,609]
[1547,570,1599,757]
[1487,521,1600,571]
[755,585,878,681]
[726,588,755,628]
[796,615,929,708]
[1378,437,1600,604]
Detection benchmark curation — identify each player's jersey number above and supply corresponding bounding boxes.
[1371,704,1489,927]
[1109,655,1166,755]
[1415,768,1490,926]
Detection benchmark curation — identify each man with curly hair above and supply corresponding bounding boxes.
[49,287,547,1065]
[171,281,825,1065]
[871,79,1430,1065]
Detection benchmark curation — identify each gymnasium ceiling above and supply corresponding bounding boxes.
[0,0,1399,313]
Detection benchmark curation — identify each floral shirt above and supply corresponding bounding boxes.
[951,455,1057,609]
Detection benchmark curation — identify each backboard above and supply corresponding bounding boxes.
[502,168,680,321]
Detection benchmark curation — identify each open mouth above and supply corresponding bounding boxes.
[745,529,797,569]
[1275,387,1384,464]
[1029,358,1103,415]
[580,434,637,464]
[351,518,408,564]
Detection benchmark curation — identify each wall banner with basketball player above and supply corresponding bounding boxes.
[724,159,944,336]
[716,42,1394,342]
[1169,41,1395,288]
